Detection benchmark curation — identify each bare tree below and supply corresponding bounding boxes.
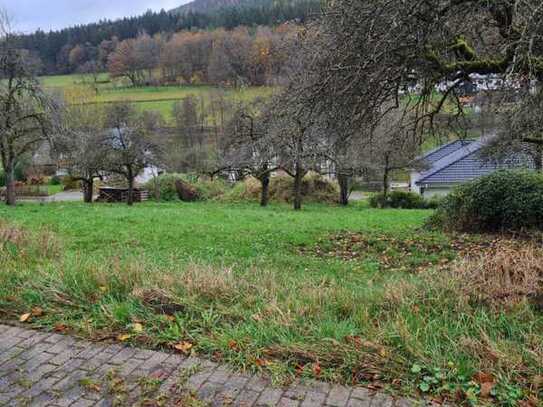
[268,91,325,210]
[365,110,422,200]
[483,89,543,171]
[299,0,543,162]
[222,100,278,206]
[0,11,53,206]
[53,93,108,203]
[103,103,156,206]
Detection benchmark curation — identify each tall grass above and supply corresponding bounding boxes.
[0,203,541,404]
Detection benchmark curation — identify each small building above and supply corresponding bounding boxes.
[410,139,534,198]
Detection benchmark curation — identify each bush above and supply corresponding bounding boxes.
[145,173,182,201]
[145,173,227,201]
[430,170,543,232]
[48,176,62,186]
[223,172,339,204]
[369,191,426,209]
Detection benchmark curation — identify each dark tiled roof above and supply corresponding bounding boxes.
[421,140,474,164]
[416,140,534,185]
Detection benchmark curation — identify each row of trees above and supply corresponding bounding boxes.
[107,25,298,87]
[13,0,319,76]
[5,1,543,209]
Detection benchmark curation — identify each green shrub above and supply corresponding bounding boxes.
[423,196,445,210]
[145,173,227,201]
[145,173,182,201]
[369,191,426,209]
[48,176,62,186]
[429,170,543,232]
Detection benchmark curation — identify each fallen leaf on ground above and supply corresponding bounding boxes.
[131,323,144,333]
[254,358,271,367]
[117,334,131,342]
[19,313,31,323]
[312,362,322,377]
[54,323,69,333]
[473,371,494,384]
[173,341,193,354]
[31,307,44,317]
[479,382,494,398]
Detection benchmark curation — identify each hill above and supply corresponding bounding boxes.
[16,0,319,77]
[172,0,247,15]
[172,0,319,16]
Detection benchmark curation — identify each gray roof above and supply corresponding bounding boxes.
[421,139,475,164]
[415,139,534,186]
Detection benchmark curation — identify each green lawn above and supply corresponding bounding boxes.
[0,202,541,404]
[40,73,275,122]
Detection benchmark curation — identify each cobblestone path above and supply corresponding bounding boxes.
[0,324,426,407]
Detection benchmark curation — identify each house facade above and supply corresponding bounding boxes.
[410,139,534,198]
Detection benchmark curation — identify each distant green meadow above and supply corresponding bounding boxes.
[40,73,275,121]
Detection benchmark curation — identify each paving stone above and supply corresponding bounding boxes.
[326,385,352,407]
[246,375,271,392]
[0,324,420,407]
[234,388,261,407]
[394,398,415,407]
[256,387,283,406]
[197,381,225,401]
[208,365,233,384]
[350,388,371,402]
[301,391,327,407]
[346,397,371,407]
[71,398,96,407]
[283,385,307,401]
[371,393,393,407]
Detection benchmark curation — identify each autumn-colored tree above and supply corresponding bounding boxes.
[107,39,141,86]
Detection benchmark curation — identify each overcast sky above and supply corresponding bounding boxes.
[2,0,189,34]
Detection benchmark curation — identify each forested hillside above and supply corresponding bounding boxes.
[13,0,320,76]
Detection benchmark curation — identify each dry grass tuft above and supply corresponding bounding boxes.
[0,220,27,247]
[452,240,543,309]
[0,220,60,258]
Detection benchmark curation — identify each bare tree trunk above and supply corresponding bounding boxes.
[338,172,350,206]
[382,154,391,204]
[260,172,270,207]
[5,160,16,206]
[293,165,303,211]
[83,179,94,203]
[127,168,134,206]
[536,145,543,172]
[153,175,161,202]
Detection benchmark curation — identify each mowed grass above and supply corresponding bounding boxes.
[40,73,275,121]
[0,202,541,404]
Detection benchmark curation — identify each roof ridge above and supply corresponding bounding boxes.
[419,139,474,161]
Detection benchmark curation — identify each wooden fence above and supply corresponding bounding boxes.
[0,185,50,198]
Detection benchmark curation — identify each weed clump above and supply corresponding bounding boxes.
[225,172,339,204]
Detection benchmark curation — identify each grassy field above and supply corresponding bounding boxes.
[1,201,541,405]
[40,73,274,121]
